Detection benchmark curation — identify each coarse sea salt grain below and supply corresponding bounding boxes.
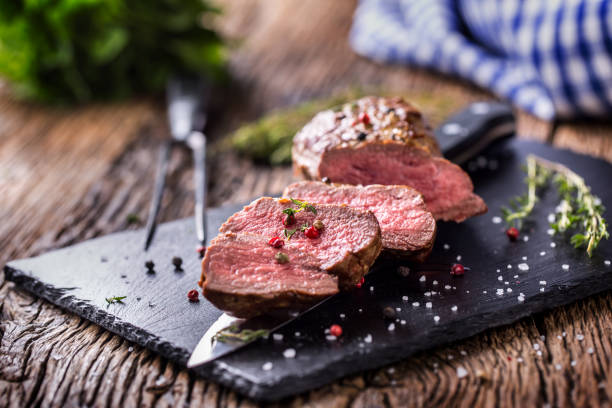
[514,275,519,279]
[451,305,458,312]
[483,290,487,294]
[388,323,395,332]
[548,213,556,223]
[433,280,438,286]
[400,319,406,325]
[588,347,594,354]
[539,280,547,285]
[426,302,432,309]
[571,360,577,367]
[550,242,557,248]
[457,367,468,378]
[412,302,420,307]
[555,364,562,371]
[536,350,542,356]
[326,335,337,341]
[370,286,374,292]
[433,316,440,323]
[443,244,450,250]
[283,348,296,358]
[507,288,513,293]
[522,256,528,261]
[262,362,273,371]
[445,285,452,290]
[425,291,432,297]
[419,275,426,282]
[540,287,545,292]
[396,307,401,312]
[456,255,462,261]
[339,313,346,319]
[498,275,503,281]
[533,343,540,350]
[577,334,584,341]
[605,260,611,266]
[547,229,555,236]
[517,357,524,363]
[364,334,372,343]
[518,295,525,302]
[523,235,529,242]
[402,295,409,301]
[496,289,504,296]
[562,264,570,270]
[496,268,501,273]
[273,333,284,341]
[540,251,546,256]
[507,264,512,269]
[505,281,509,285]
[492,216,502,224]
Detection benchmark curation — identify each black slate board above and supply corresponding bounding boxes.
[5,139,612,402]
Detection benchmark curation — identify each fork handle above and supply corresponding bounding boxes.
[189,131,207,248]
[144,140,172,250]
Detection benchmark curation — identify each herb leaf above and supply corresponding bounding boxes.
[284,228,297,240]
[213,325,269,344]
[300,223,310,232]
[105,296,127,307]
[289,198,317,214]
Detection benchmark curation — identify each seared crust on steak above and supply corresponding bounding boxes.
[284,181,436,261]
[292,96,487,222]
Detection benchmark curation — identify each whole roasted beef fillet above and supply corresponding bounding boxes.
[200,197,382,317]
[292,96,487,222]
[284,181,436,261]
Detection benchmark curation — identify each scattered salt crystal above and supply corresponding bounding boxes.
[295,331,301,337]
[571,360,577,367]
[433,362,439,368]
[577,334,584,341]
[518,295,525,302]
[425,291,432,297]
[517,357,524,363]
[523,235,529,242]
[433,280,438,286]
[600,382,606,389]
[555,364,562,371]
[456,255,462,261]
[562,264,570,271]
[358,308,363,313]
[433,316,440,323]
[533,343,540,350]
[426,302,432,309]
[539,280,547,285]
[492,216,502,224]
[540,251,546,256]
[283,348,296,358]
[451,305,458,312]
[402,295,409,301]
[547,229,555,236]
[466,290,470,294]
[419,275,426,282]
[483,290,487,294]
[541,335,546,341]
[432,291,437,295]
[496,268,501,273]
[457,367,468,378]
[388,323,395,332]
[588,347,594,354]
[447,354,454,360]
[605,260,611,266]
[444,285,451,290]
[498,276,503,281]
[396,307,401,312]
[536,350,542,356]
[518,263,529,271]
[506,288,513,293]
[400,319,406,325]
[262,362,273,371]
[453,286,456,290]
[514,275,519,279]
[412,302,420,307]
[443,244,450,250]
[507,264,512,269]
[339,313,346,319]
[550,242,557,248]
[496,289,504,296]
[505,281,509,285]
[540,288,545,292]
[548,213,556,223]
[128,347,134,352]
[326,335,336,341]
[273,333,284,341]
[557,335,562,340]
[562,332,567,337]
[364,334,372,343]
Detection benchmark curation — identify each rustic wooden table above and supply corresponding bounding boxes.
[1,1,611,407]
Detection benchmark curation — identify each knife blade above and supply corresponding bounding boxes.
[187,100,516,368]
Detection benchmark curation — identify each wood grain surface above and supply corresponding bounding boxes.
[0,1,611,407]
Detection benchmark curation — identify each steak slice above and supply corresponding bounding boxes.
[283,181,436,261]
[217,197,382,288]
[202,233,339,318]
[200,197,382,317]
[292,96,487,222]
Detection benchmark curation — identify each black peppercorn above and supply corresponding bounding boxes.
[383,306,396,319]
[357,132,367,141]
[172,256,183,269]
[321,177,331,184]
[145,260,155,272]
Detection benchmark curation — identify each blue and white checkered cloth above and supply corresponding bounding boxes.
[350,0,612,120]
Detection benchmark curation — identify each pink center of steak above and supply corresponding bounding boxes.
[219,198,380,271]
[204,234,338,296]
[317,144,487,222]
[283,182,435,253]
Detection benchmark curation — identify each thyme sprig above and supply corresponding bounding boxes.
[212,325,269,343]
[282,198,317,239]
[105,296,126,307]
[502,155,609,257]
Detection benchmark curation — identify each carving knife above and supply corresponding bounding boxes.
[187,100,516,368]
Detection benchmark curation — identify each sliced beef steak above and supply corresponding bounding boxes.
[283,181,436,261]
[202,233,338,318]
[292,96,487,222]
[200,197,382,317]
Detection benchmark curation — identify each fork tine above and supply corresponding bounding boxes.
[144,140,172,251]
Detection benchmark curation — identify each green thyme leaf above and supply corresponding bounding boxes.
[105,296,126,307]
[213,325,269,344]
[300,223,310,232]
[284,228,297,240]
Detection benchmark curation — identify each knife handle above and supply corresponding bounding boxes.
[435,101,516,165]
[189,131,207,247]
